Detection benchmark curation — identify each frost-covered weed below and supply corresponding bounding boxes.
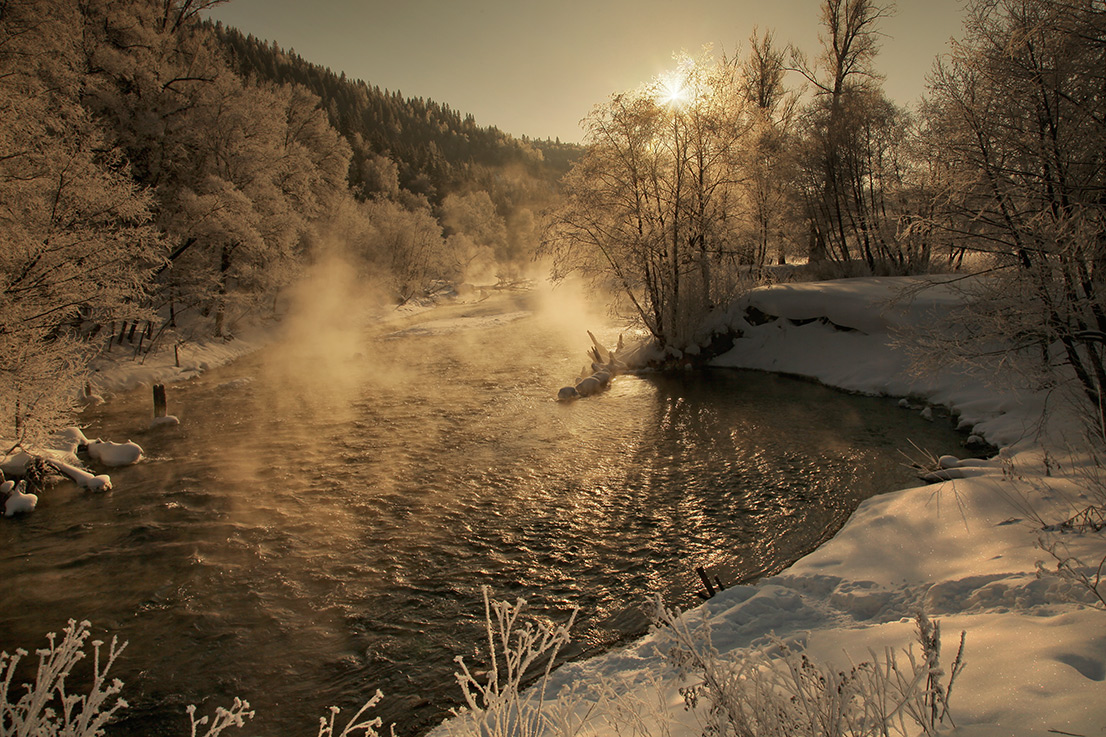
[1,619,127,737]
[446,587,593,737]
[186,699,253,737]
[315,691,392,737]
[991,452,1106,610]
[0,621,389,737]
[1037,538,1106,609]
[2,601,969,737]
[655,602,964,737]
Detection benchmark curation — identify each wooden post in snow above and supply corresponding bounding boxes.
[153,384,167,418]
[696,566,716,599]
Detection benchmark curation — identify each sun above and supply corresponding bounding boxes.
[658,71,690,106]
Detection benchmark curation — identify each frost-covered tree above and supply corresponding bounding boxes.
[0,0,162,449]
[155,79,351,334]
[441,190,508,282]
[77,0,351,335]
[367,200,457,303]
[922,0,1106,437]
[791,0,910,270]
[545,51,750,348]
[738,29,801,269]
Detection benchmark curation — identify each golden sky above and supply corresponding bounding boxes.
[206,0,966,143]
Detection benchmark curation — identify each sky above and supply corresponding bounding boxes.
[205,0,967,144]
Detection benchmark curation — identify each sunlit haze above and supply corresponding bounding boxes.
[204,0,966,143]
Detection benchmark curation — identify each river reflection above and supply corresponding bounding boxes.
[1,292,978,736]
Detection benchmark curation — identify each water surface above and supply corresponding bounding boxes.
[0,291,976,736]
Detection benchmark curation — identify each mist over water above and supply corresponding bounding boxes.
[0,280,977,737]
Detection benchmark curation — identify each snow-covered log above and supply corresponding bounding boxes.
[47,459,112,492]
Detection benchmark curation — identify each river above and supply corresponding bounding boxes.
[1,289,979,736]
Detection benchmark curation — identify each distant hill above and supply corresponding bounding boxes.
[208,22,582,204]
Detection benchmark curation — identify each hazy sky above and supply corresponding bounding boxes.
[205,0,966,144]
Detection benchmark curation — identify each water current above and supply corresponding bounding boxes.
[1,289,980,736]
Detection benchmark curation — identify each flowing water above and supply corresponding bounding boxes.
[1,289,979,736]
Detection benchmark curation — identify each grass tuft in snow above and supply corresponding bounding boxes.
[654,601,965,737]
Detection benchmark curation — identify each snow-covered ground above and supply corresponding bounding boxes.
[433,276,1106,737]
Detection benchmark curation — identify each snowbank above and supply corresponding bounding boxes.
[710,276,1050,449]
[434,277,1106,737]
[85,327,270,399]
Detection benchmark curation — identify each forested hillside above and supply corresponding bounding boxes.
[210,23,580,203]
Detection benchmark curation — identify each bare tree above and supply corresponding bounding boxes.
[544,51,750,348]
[922,0,1106,437]
[790,0,898,268]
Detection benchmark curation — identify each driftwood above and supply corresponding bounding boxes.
[557,332,630,401]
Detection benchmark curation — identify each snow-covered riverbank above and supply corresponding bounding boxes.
[433,276,1106,737]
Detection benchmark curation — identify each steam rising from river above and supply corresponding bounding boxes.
[267,253,402,421]
[245,252,625,522]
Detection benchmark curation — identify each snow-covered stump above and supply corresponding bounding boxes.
[2,479,38,517]
[150,383,181,427]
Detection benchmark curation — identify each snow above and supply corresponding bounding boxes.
[710,276,1049,449]
[2,480,37,516]
[431,276,1106,737]
[85,327,270,399]
[86,439,144,467]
